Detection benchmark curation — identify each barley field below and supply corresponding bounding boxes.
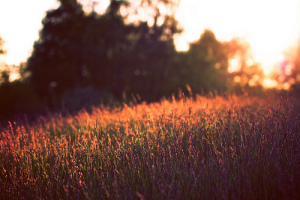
[0,95,299,199]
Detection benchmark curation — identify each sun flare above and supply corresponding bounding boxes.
[1,0,300,89]
[174,0,300,79]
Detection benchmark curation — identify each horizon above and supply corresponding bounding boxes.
[1,0,300,85]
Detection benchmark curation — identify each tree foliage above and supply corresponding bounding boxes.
[290,47,300,93]
[227,38,264,93]
[22,0,265,115]
[26,0,182,103]
[278,43,300,94]
[27,0,87,98]
[168,30,235,95]
[0,36,10,84]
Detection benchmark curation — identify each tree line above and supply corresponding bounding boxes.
[1,0,298,120]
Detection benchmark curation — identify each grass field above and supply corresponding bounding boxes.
[0,94,299,199]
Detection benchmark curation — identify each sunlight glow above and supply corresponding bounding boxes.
[1,0,300,89]
[228,58,240,73]
[174,0,300,77]
[263,78,278,88]
[0,1,60,65]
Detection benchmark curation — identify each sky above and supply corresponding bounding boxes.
[1,0,300,78]
[174,0,300,75]
[0,0,59,65]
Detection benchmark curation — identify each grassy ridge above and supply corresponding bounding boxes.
[0,95,299,199]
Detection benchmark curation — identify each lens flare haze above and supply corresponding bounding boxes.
[1,0,300,87]
[174,0,300,76]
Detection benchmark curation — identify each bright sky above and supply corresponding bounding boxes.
[0,0,59,65]
[175,0,300,75]
[1,0,300,78]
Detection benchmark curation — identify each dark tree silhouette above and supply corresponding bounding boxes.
[179,30,232,94]
[0,36,42,119]
[26,0,182,104]
[27,0,87,100]
[26,0,250,112]
[0,36,10,84]
[122,15,181,100]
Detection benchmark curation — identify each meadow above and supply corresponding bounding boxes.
[0,94,299,199]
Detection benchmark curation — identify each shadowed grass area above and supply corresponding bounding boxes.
[0,95,299,199]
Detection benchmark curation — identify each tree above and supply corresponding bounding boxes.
[26,0,183,106]
[180,29,231,94]
[26,0,87,100]
[0,36,10,84]
[290,46,300,93]
[226,38,264,92]
[0,36,42,119]
[276,43,300,93]
[121,15,182,100]
[111,0,182,100]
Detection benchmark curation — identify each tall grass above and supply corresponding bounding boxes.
[0,95,299,199]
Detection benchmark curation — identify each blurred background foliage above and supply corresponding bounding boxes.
[0,0,300,120]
